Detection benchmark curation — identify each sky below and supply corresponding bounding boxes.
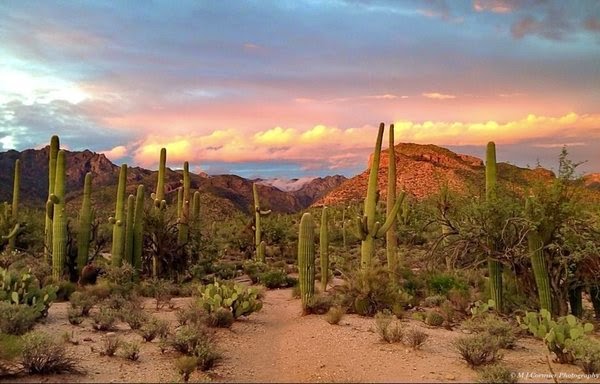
[0,0,599,179]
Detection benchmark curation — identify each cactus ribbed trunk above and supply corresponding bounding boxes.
[320,207,329,292]
[357,123,405,270]
[154,148,166,205]
[253,183,271,260]
[178,162,190,246]
[7,159,20,251]
[298,212,315,313]
[124,194,135,265]
[45,135,59,261]
[386,124,398,274]
[257,241,266,263]
[111,164,127,267]
[526,197,553,313]
[132,185,144,277]
[51,150,67,281]
[191,191,200,245]
[76,172,92,272]
[485,141,503,312]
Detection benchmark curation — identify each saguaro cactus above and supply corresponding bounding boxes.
[486,141,503,312]
[7,159,20,251]
[320,207,329,292]
[124,194,135,265]
[253,183,271,261]
[386,124,398,273]
[178,161,191,245]
[154,148,166,207]
[354,123,406,270]
[45,135,59,260]
[50,150,67,281]
[526,196,552,313]
[76,172,93,272]
[298,212,315,314]
[132,185,145,276]
[110,164,127,267]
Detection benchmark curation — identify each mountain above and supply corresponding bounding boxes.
[315,142,560,207]
[0,147,346,216]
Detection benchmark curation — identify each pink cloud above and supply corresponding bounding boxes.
[422,92,456,100]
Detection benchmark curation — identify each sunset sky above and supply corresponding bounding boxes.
[1,0,599,178]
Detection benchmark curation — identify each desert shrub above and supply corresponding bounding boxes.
[306,294,335,314]
[120,305,149,331]
[139,317,169,342]
[211,262,238,280]
[206,308,234,328]
[375,310,403,343]
[0,302,39,335]
[477,364,517,383]
[404,327,428,350]
[462,315,518,349]
[69,291,98,316]
[454,334,502,368]
[21,331,80,374]
[176,302,206,327]
[120,341,140,361]
[91,306,118,331]
[194,338,222,371]
[422,295,446,308]
[243,261,269,283]
[101,262,135,297]
[171,325,212,355]
[55,281,77,301]
[425,311,445,327]
[447,287,472,313]
[426,272,466,296]
[258,269,296,289]
[137,278,173,310]
[83,282,111,301]
[99,334,121,357]
[338,267,413,317]
[325,306,345,325]
[0,333,22,376]
[103,293,128,310]
[175,355,197,382]
[570,338,600,374]
[67,307,84,325]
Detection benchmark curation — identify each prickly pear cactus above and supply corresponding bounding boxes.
[197,280,263,319]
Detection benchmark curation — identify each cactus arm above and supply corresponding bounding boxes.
[364,123,385,233]
[376,191,406,238]
[353,216,367,240]
[2,223,21,240]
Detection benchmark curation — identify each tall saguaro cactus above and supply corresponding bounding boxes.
[45,135,59,260]
[320,206,329,292]
[124,194,135,265]
[253,183,271,262]
[50,150,67,281]
[7,159,20,251]
[110,164,127,267]
[526,197,552,312]
[76,172,93,272]
[386,124,398,273]
[178,161,191,245]
[485,142,503,312]
[298,212,315,314]
[154,148,166,207]
[354,123,406,270]
[132,185,145,277]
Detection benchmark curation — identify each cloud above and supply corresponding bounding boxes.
[473,0,514,13]
[585,17,600,32]
[101,145,128,161]
[254,126,296,145]
[422,92,456,100]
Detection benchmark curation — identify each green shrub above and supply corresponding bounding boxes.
[242,261,269,284]
[463,315,517,349]
[120,341,140,361]
[139,317,170,342]
[306,294,335,314]
[0,302,39,335]
[454,334,502,368]
[325,306,345,325]
[422,295,446,308]
[571,338,600,374]
[404,327,428,350]
[99,334,121,357]
[375,310,403,343]
[258,270,296,289]
[67,307,84,325]
[206,308,234,328]
[0,333,22,376]
[176,302,206,327]
[477,364,517,383]
[91,306,118,331]
[55,281,77,301]
[425,311,445,327]
[21,331,80,374]
[171,325,212,355]
[121,305,149,331]
[175,356,197,382]
[69,291,97,316]
[426,272,466,296]
[194,338,221,371]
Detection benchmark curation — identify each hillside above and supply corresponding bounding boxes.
[0,148,346,217]
[315,142,562,206]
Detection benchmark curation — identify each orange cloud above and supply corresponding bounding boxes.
[101,145,128,161]
[422,92,456,100]
[473,0,514,13]
[254,126,296,145]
